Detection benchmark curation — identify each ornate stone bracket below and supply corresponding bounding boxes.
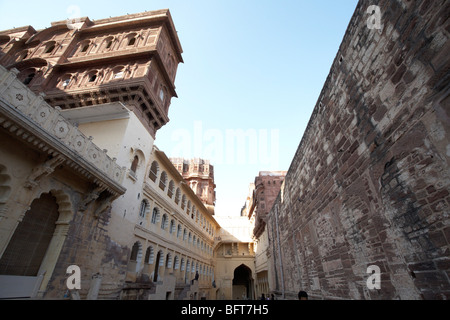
[93,196,113,219]
[24,155,65,189]
[78,185,106,212]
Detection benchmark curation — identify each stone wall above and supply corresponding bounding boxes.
[267,0,449,300]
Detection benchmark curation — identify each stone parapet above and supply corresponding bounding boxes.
[0,65,126,196]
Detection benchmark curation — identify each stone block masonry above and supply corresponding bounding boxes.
[267,0,450,299]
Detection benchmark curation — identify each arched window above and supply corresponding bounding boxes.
[169,219,175,234]
[130,155,139,174]
[149,161,159,182]
[174,256,179,270]
[16,50,29,62]
[161,213,168,230]
[144,246,154,264]
[183,228,187,241]
[188,232,192,244]
[181,194,186,210]
[193,235,196,246]
[168,180,175,198]
[87,71,97,83]
[102,36,114,51]
[23,73,35,85]
[60,77,71,89]
[165,253,172,269]
[81,43,89,53]
[180,258,185,271]
[159,171,167,191]
[139,200,148,219]
[175,188,181,205]
[128,37,136,46]
[187,200,191,216]
[44,42,56,54]
[151,207,159,224]
[113,70,124,79]
[177,224,182,238]
[130,242,141,262]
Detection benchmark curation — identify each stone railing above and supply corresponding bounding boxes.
[0,65,126,194]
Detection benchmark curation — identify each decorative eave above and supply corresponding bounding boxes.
[0,65,126,197]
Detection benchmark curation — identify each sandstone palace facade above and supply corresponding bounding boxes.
[0,10,221,300]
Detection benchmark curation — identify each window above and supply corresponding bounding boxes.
[181,195,186,210]
[145,246,154,264]
[183,229,187,241]
[187,201,191,215]
[174,256,179,270]
[128,37,136,46]
[62,78,71,88]
[161,214,167,230]
[168,180,174,198]
[130,155,139,174]
[175,188,181,205]
[106,40,113,49]
[23,73,35,85]
[81,44,89,52]
[177,225,182,238]
[159,88,164,101]
[88,74,97,83]
[45,43,55,54]
[130,242,141,262]
[149,161,159,182]
[165,253,172,268]
[159,171,167,191]
[17,50,28,61]
[169,220,175,234]
[114,71,124,79]
[139,200,147,219]
[151,207,159,224]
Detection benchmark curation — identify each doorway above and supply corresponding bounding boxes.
[232,264,253,300]
[154,251,162,282]
[0,193,59,276]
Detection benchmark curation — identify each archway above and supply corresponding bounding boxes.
[153,251,162,282]
[0,193,59,276]
[232,264,253,300]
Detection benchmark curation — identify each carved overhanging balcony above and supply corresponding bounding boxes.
[43,77,168,133]
[0,66,126,197]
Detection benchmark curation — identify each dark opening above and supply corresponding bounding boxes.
[128,37,136,46]
[0,193,59,276]
[23,73,35,85]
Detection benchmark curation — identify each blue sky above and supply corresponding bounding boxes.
[0,0,359,216]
